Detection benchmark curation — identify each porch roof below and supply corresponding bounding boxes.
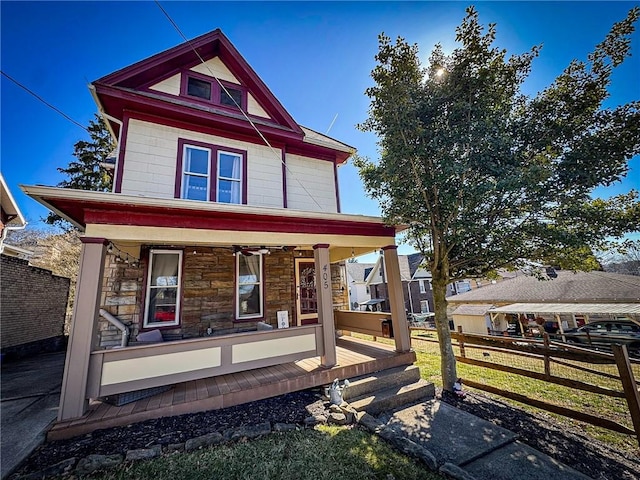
[359,298,386,306]
[21,185,403,261]
[489,302,640,316]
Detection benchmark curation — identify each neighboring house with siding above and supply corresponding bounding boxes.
[447,270,640,336]
[1,174,70,359]
[366,253,435,315]
[22,30,412,425]
[346,262,375,310]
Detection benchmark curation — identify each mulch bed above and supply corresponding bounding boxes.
[12,387,640,479]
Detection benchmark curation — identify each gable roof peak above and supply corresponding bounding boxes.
[93,28,302,135]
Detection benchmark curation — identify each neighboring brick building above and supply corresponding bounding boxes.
[1,255,70,359]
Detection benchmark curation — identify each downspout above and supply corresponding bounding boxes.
[1,174,28,254]
[0,221,26,254]
[101,113,123,194]
[88,84,123,194]
[407,279,414,314]
[99,309,130,348]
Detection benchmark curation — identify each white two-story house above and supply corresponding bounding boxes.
[23,30,412,436]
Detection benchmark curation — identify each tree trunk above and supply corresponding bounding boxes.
[431,271,457,391]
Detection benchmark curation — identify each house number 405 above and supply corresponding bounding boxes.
[322,264,329,289]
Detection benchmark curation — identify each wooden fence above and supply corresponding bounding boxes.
[410,326,640,446]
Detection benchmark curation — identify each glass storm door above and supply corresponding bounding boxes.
[295,258,318,325]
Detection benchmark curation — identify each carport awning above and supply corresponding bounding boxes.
[489,303,640,315]
[359,299,386,306]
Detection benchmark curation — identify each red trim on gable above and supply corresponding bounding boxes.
[95,85,302,143]
[125,110,289,150]
[94,29,302,135]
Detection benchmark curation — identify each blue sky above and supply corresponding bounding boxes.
[2,1,639,256]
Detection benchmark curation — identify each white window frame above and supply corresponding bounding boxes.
[143,249,183,328]
[216,150,243,204]
[419,279,426,294]
[236,253,263,320]
[420,300,430,313]
[181,144,211,201]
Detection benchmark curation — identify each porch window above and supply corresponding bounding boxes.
[236,253,263,319]
[144,250,182,328]
[181,145,211,201]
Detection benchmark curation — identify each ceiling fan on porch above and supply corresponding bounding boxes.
[232,245,296,256]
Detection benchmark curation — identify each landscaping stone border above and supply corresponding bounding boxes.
[15,398,474,479]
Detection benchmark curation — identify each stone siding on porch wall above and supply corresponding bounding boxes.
[99,254,144,348]
[98,249,349,348]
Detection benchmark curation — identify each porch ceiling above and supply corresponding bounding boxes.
[88,224,388,263]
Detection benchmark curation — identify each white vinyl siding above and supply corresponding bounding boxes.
[190,57,238,83]
[285,154,337,213]
[121,119,282,208]
[247,93,270,118]
[149,73,181,95]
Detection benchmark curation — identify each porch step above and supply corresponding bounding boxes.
[342,365,421,401]
[349,379,436,416]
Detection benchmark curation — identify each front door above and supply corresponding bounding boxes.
[295,258,318,325]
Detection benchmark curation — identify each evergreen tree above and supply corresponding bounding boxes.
[45,114,115,228]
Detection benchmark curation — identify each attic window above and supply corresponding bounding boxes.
[221,87,243,108]
[182,72,246,110]
[187,77,212,100]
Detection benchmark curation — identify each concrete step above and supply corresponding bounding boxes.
[349,379,436,416]
[342,365,421,401]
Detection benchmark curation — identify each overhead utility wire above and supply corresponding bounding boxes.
[154,1,325,211]
[1,70,89,132]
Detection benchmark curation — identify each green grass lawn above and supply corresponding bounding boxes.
[86,426,445,480]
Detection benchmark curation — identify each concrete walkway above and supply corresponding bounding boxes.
[377,400,592,480]
[1,352,65,479]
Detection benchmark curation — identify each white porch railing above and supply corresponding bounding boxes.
[86,324,324,398]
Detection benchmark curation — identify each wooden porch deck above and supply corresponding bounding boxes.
[48,336,416,441]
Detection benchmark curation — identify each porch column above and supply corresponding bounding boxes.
[314,243,337,367]
[382,245,411,352]
[58,237,108,421]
